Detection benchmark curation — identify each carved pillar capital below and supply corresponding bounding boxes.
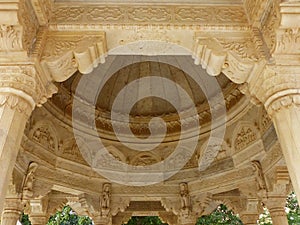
[264,196,288,225]
[239,198,262,225]
[1,197,23,225]
[27,198,50,225]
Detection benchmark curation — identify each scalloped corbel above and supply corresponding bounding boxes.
[40,31,108,82]
[192,36,264,84]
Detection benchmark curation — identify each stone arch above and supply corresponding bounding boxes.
[29,120,59,152]
[106,145,127,163]
[130,152,161,166]
[232,121,260,153]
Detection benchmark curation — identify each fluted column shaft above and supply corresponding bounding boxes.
[0,93,33,214]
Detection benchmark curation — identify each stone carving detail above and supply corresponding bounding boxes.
[219,40,259,61]
[30,0,53,25]
[22,162,39,199]
[31,122,58,152]
[179,182,192,219]
[276,28,300,54]
[100,183,111,217]
[128,7,171,22]
[0,25,22,51]
[251,160,267,199]
[0,65,57,108]
[261,0,280,53]
[192,193,213,216]
[87,7,124,22]
[192,35,261,84]
[52,5,248,25]
[19,0,39,53]
[198,139,230,171]
[260,108,272,132]
[161,198,181,216]
[234,126,257,152]
[0,94,32,116]
[111,197,130,216]
[131,153,159,166]
[58,138,85,162]
[41,31,107,82]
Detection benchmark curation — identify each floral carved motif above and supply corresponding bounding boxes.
[0,25,22,51]
[276,28,300,54]
[51,5,248,25]
[0,95,32,116]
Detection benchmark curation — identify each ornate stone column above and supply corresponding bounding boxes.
[263,169,290,225]
[0,179,23,225]
[265,197,288,225]
[248,1,300,202]
[0,0,56,215]
[0,65,53,214]
[1,198,23,225]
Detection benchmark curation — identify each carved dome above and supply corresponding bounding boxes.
[53,61,236,115]
[49,60,243,137]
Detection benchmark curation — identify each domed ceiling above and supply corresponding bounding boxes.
[49,61,243,137]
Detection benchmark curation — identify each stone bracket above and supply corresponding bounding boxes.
[40,31,108,82]
[192,32,266,84]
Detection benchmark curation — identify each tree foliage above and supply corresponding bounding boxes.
[123,216,166,225]
[47,206,93,225]
[196,204,243,225]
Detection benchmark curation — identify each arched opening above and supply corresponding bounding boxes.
[258,192,300,225]
[123,216,167,225]
[196,204,242,225]
[20,205,93,225]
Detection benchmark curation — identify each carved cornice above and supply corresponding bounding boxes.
[40,31,108,82]
[50,5,248,26]
[192,31,266,84]
[30,0,53,25]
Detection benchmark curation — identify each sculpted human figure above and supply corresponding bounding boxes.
[102,183,111,209]
[251,160,267,191]
[23,162,39,198]
[180,183,190,209]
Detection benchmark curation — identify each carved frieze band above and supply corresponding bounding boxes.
[51,5,248,26]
